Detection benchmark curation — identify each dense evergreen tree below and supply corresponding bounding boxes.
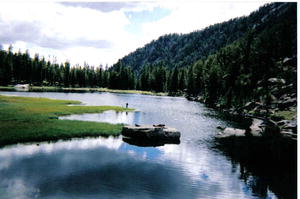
[167,67,179,93]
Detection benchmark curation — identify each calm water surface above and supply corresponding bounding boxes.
[0,91,293,199]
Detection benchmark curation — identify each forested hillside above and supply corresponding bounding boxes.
[110,2,297,110]
[113,2,296,71]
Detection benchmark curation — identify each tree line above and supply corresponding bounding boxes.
[0,46,113,88]
[0,46,185,92]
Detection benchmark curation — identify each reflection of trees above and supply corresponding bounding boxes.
[239,161,296,199]
[225,149,297,199]
[239,163,269,198]
[240,161,296,199]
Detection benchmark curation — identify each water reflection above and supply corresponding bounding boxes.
[59,110,143,125]
[0,138,217,199]
[235,155,296,199]
[0,136,280,199]
[0,91,294,199]
[122,137,180,147]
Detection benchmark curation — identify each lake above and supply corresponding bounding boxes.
[0,91,295,199]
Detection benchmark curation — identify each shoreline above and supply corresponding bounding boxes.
[186,94,297,168]
[0,86,167,96]
[0,95,133,147]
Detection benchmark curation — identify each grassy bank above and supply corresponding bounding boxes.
[0,86,15,91]
[0,95,133,146]
[0,86,167,96]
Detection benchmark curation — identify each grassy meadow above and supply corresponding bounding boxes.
[0,95,133,146]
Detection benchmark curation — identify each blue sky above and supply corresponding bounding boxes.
[125,7,172,36]
[0,1,267,67]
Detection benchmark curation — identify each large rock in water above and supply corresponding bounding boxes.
[216,128,246,138]
[121,125,181,141]
[216,118,265,138]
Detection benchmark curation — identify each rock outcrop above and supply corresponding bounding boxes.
[216,118,265,138]
[216,128,246,138]
[121,125,181,141]
[214,117,297,166]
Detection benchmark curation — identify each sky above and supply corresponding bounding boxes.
[0,0,268,67]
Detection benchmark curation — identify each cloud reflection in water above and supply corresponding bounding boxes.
[0,138,223,199]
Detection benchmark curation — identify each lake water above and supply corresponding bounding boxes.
[0,91,295,199]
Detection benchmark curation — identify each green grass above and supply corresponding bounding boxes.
[0,86,15,91]
[0,95,133,146]
[273,110,296,120]
[0,86,167,96]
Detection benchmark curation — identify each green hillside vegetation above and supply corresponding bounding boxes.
[114,2,296,71]
[0,95,133,146]
[111,3,297,111]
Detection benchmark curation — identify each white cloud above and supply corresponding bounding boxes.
[0,1,134,65]
[157,143,248,199]
[0,1,266,67]
[0,136,123,159]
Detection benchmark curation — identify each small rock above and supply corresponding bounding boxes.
[278,97,296,109]
[244,101,257,111]
[280,118,297,133]
[268,78,286,84]
[277,120,287,126]
[282,57,293,65]
[281,130,297,140]
[279,84,294,95]
[216,103,221,108]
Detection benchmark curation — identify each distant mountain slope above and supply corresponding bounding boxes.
[113,3,296,72]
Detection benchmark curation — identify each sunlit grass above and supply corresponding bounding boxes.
[0,95,133,146]
[273,110,296,120]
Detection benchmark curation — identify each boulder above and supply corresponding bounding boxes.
[249,118,264,136]
[216,118,264,139]
[278,118,297,134]
[121,125,181,141]
[14,84,29,91]
[216,127,246,138]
